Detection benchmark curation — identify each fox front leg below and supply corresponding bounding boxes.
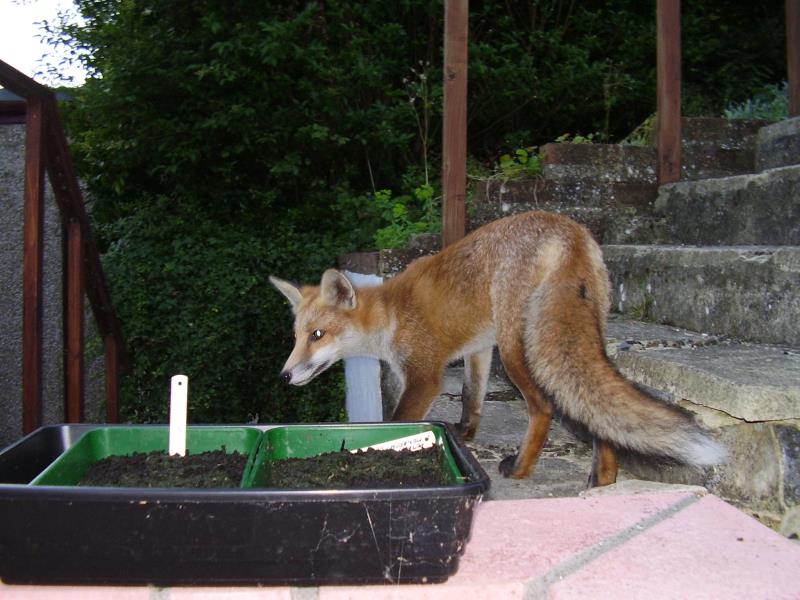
[390,368,444,422]
[455,349,492,440]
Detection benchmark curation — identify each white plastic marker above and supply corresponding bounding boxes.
[169,374,188,456]
[353,431,437,453]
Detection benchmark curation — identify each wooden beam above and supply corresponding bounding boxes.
[656,0,682,185]
[104,335,120,423]
[442,0,469,247]
[22,96,46,434]
[0,59,51,101]
[789,0,800,117]
[43,101,130,372]
[65,218,85,422]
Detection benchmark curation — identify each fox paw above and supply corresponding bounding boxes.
[498,454,518,478]
[453,422,477,441]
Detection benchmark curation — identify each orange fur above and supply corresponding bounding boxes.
[271,211,726,486]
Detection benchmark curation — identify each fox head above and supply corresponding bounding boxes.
[269,269,360,386]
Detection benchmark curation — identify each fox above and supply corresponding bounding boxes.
[269,210,726,486]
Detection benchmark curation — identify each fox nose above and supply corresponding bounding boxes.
[280,371,292,384]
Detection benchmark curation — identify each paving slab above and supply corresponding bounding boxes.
[549,494,800,600]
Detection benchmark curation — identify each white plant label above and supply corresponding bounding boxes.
[169,374,188,456]
[354,431,437,453]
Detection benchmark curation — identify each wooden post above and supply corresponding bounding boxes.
[442,0,468,247]
[22,96,46,434]
[104,335,120,422]
[788,0,800,117]
[656,0,682,185]
[65,218,84,422]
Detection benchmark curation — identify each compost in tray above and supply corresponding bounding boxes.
[268,444,448,488]
[78,447,248,488]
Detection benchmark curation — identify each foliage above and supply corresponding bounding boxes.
[553,133,598,145]
[621,114,657,147]
[100,202,347,423]
[723,82,789,121]
[496,147,542,180]
[372,184,440,249]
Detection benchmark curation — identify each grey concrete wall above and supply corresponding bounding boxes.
[1,123,105,449]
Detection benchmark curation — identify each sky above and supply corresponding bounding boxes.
[0,0,87,87]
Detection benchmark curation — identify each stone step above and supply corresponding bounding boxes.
[605,316,800,424]
[654,164,800,245]
[603,245,800,346]
[604,316,799,527]
[757,115,800,171]
[541,143,656,184]
[540,118,769,186]
[470,179,662,244]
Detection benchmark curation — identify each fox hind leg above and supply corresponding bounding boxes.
[589,438,618,487]
[455,349,492,440]
[496,342,553,479]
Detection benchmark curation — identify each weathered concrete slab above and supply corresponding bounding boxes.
[653,165,800,245]
[470,179,661,243]
[756,115,800,171]
[605,317,799,527]
[541,143,656,184]
[603,245,800,346]
[607,338,800,423]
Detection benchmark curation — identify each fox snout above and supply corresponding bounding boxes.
[277,350,335,386]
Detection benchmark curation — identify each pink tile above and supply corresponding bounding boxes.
[448,493,693,585]
[167,587,292,600]
[549,495,800,600]
[0,585,149,599]
[318,581,525,600]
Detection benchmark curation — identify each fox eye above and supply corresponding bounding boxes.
[309,329,325,342]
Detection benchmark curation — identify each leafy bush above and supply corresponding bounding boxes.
[372,184,440,249]
[100,202,347,423]
[723,82,788,121]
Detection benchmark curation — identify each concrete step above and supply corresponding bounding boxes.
[680,117,769,179]
[540,118,768,186]
[470,179,663,244]
[603,244,800,346]
[654,164,800,245]
[541,143,656,184]
[756,115,800,171]
[605,316,800,529]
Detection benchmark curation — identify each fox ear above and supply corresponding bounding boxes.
[269,276,304,313]
[320,269,356,310]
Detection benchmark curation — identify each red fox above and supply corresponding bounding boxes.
[270,211,726,486]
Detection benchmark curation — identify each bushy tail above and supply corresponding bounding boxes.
[524,282,727,467]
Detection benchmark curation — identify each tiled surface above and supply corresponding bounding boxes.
[2,492,799,599]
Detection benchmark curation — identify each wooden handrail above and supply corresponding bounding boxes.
[0,58,128,430]
[788,0,800,117]
[656,0,682,185]
[441,0,468,246]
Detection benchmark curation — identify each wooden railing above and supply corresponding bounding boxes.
[0,59,128,433]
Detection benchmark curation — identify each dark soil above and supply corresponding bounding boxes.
[267,445,448,489]
[78,448,247,488]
